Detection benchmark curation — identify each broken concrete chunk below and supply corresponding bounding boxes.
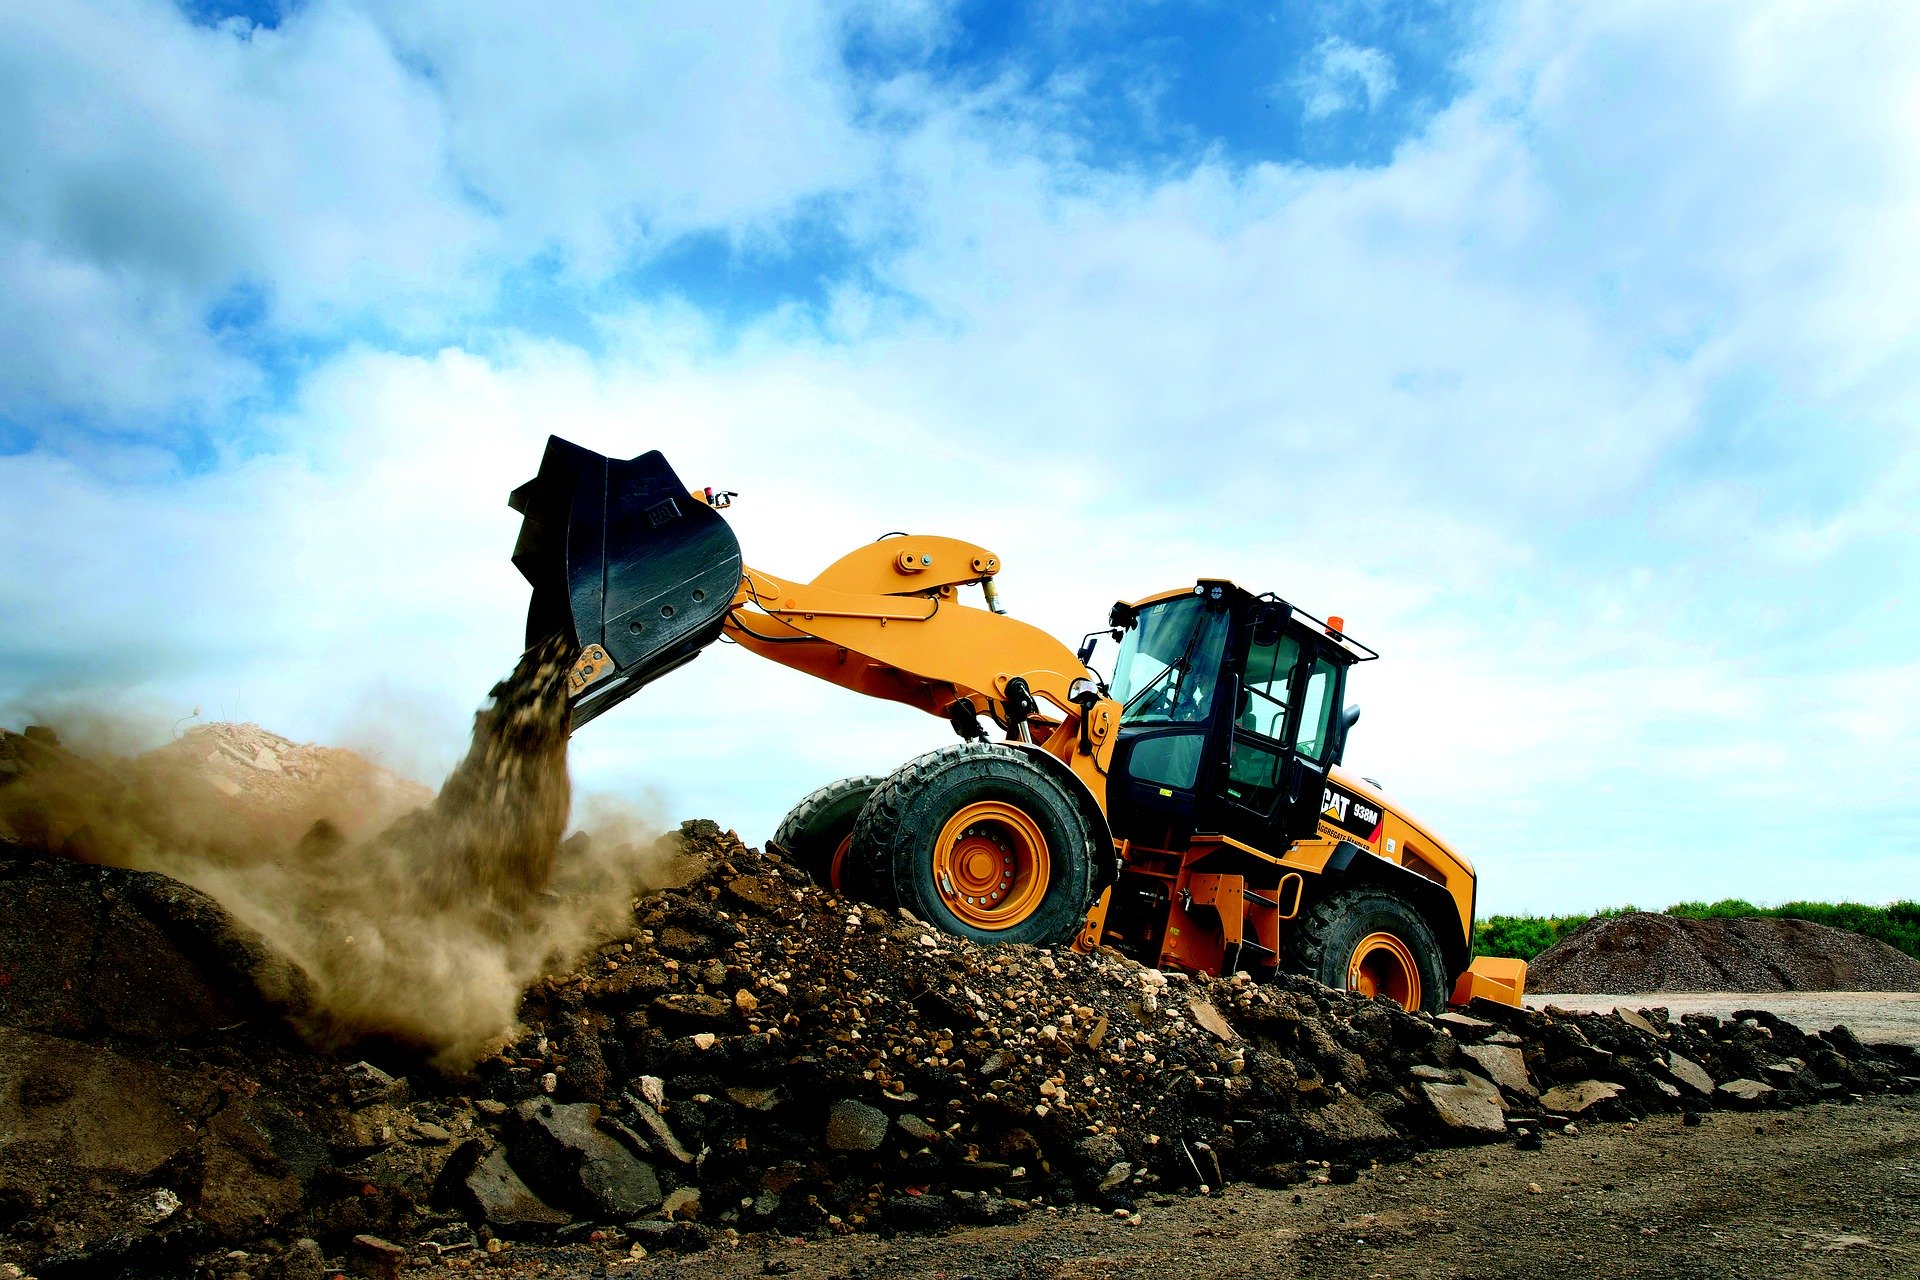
[344,1061,405,1108]
[509,1099,662,1217]
[825,1098,890,1151]
[271,1238,328,1280]
[1436,1011,1493,1039]
[1664,1053,1716,1097]
[1463,1044,1537,1103]
[1611,1006,1662,1038]
[726,1086,780,1112]
[1297,1095,1397,1145]
[1420,1071,1508,1138]
[663,1186,702,1220]
[617,1094,696,1165]
[1717,1078,1778,1106]
[1538,1079,1624,1115]
[461,1146,570,1229]
[347,1234,406,1280]
[1187,996,1237,1042]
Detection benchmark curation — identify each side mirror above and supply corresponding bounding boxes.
[1331,704,1361,765]
[1252,602,1287,647]
[1076,635,1098,665]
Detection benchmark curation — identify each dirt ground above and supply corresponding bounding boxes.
[1529,993,1920,1048]
[569,1096,1919,1280]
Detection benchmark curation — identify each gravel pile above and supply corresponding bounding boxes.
[1528,912,1920,995]
[3,820,1917,1279]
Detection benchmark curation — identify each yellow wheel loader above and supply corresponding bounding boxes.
[508,438,1525,1013]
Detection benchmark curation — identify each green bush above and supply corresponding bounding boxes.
[1473,900,1920,962]
[1472,913,1590,962]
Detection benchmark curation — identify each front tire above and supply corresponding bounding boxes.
[848,743,1097,946]
[769,775,882,890]
[1286,886,1448,1014]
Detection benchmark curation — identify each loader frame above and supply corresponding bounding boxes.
[513,438,1524,1007]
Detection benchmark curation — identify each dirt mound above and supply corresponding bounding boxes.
[138,721,433,843]
[4,699,1919,1275]
[1528,912,1920,995]
[0,640,674,1066]
[3,821,1916,1276]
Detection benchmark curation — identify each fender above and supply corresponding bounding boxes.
[1005,742,1120,892]
[1313,843,1471,978]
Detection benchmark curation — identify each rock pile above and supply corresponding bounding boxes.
[1528,911,1920,994]
[2,820,1917,1278]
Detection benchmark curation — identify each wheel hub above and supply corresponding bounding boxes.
[932,802,1049,929]
[1348,931,1422,1011]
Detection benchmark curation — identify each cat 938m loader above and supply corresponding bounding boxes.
[509,437,1526,1013]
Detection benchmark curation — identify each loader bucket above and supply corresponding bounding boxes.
[509,436,742,728]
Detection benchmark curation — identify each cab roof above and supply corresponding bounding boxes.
[1122,579,1380,664]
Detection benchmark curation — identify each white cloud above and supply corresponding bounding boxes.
[4,2,1920,917]
[0,0,878,425]
[1296,36,1398,119]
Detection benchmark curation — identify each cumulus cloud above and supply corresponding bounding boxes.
[1296,36,1398,119]
[3,2,1919,914]
[0,0,878,428]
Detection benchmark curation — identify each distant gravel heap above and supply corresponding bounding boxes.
[1528,911,1920,995]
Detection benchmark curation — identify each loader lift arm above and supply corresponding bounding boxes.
[510,435,1121,800]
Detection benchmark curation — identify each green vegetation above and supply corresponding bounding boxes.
[1473,900,1920,963]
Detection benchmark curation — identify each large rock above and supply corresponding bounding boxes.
[1297,1095,1397,1145]
[1462,1044,1537,1103]
[0,855,291,1040]
[1539,1079,1624,1115]
[456,1145,571,1228]
[508,1100,661,1217]
[0,1026,215,1178]
[825,1098,890,1152]
[1664,1053,1717,1097]
[1419,1071,1508,1138]
[1717,1078,1778,1107]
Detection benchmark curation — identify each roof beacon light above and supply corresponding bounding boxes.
[1326,615,1345,635]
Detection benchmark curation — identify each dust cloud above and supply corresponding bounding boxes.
[0,638,690,1067]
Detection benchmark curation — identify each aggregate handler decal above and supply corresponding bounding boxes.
[1319,781,1384,845]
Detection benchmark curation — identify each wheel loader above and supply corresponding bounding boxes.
[508,437,1527,1013]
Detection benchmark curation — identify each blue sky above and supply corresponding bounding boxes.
[2,1,1917,914]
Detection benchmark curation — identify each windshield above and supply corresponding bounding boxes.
[1109,595,1231,725]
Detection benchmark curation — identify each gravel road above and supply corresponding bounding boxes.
[1528,991,1920,1047]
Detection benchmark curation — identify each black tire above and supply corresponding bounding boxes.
[768,775,883,889]
[847,743,1098,946]
[1285,886,1449,1014]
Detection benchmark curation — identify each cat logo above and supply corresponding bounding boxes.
[1321,783,1384,842]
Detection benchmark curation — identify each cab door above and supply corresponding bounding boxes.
[1217,618,1347,849]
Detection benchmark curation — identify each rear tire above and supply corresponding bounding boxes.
[768,775,882,890]
[848,743,1097,946]
[1286,886,1448,1014]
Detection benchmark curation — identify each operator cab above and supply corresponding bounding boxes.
[1101,580,1375,853]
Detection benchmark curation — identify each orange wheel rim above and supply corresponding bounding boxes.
[931,800,1049,929]
[828,831,854,892]
[1348,931,1421,1010]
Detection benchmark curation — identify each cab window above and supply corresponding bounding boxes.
[1295,654,1341,761]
